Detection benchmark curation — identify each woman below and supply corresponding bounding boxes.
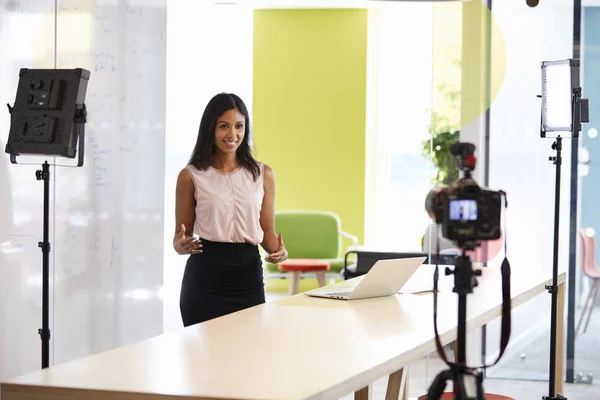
[173,92,288,327]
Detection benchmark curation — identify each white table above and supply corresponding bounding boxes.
[0,264,566,400]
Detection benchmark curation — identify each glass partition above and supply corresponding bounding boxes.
[484,0,574,389]
[572,0,600,390]
[364,2,435,253]
[0,0,168,380]
[364,3,436,397]
[0,0,55,380]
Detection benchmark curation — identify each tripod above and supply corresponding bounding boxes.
[428,250,487,400]
[542,136,567,400]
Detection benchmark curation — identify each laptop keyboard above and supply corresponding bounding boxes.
[323,292,350,297]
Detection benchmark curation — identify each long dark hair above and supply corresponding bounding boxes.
[188,93,260,181]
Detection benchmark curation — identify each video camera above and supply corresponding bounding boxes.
[428,142,503,250]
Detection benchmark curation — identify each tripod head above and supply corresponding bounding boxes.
[448,251,482,296]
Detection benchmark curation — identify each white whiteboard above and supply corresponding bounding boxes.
[0,0,166,380]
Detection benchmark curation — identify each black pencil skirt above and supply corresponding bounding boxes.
[179,238,266,327]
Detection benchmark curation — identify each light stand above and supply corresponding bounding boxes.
[4,68,90,369]
[545,135,566,400]
[539,59,589,400]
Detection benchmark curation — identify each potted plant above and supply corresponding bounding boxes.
[421,85,461,185]
[421,116,460,185]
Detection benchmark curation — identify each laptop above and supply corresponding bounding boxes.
[305,256,427,300]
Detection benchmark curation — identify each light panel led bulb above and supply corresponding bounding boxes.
[541,60,574,134]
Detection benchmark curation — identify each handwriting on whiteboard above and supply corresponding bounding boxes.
[1,231,119,280]
[0,234,40,254]
[110,235,118,268]
[57,231,120,280]
[88,136,111,189]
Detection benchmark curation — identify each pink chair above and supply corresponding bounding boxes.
[576,229,600,335]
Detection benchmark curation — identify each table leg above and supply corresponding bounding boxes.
[315,271,326,287]
[288,272,301,295]
[384,368,407,400]
[355,385,371,400]
[384,341,457,400]
[555,281,566,395]
[452,340,458,360]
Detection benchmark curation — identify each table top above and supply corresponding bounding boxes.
[1,264,565,400]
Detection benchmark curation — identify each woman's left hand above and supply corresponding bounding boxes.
[265,233,288,263]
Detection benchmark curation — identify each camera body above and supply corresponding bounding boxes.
[433,178,503,244]
[430,142,503,248]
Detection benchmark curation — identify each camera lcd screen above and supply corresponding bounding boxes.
[449,199,478,221]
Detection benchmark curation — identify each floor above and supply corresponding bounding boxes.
[265,280,600,400]
[488,306,600,384]
[337,356,600,400]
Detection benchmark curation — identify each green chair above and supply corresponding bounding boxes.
[265,210,359,279]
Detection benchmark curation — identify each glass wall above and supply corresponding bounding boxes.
[365,0,490,396]
[0,0,55,380]
[364,2,435,252]
[364,1,465,254]
[484,0,578,390]
[573,0,600,389]
[0,0,167,381]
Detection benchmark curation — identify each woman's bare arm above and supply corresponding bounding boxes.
[259,164,278,254]
[259,165,287,263]
[174,168,202,254]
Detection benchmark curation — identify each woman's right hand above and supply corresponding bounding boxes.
[174,224,203,255]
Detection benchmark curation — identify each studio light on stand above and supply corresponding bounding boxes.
[4,68,90,369]
[539,59,589,400]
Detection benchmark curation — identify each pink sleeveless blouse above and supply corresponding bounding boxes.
[185,163,265,245]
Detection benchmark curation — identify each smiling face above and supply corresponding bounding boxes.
[213,108,246,155]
